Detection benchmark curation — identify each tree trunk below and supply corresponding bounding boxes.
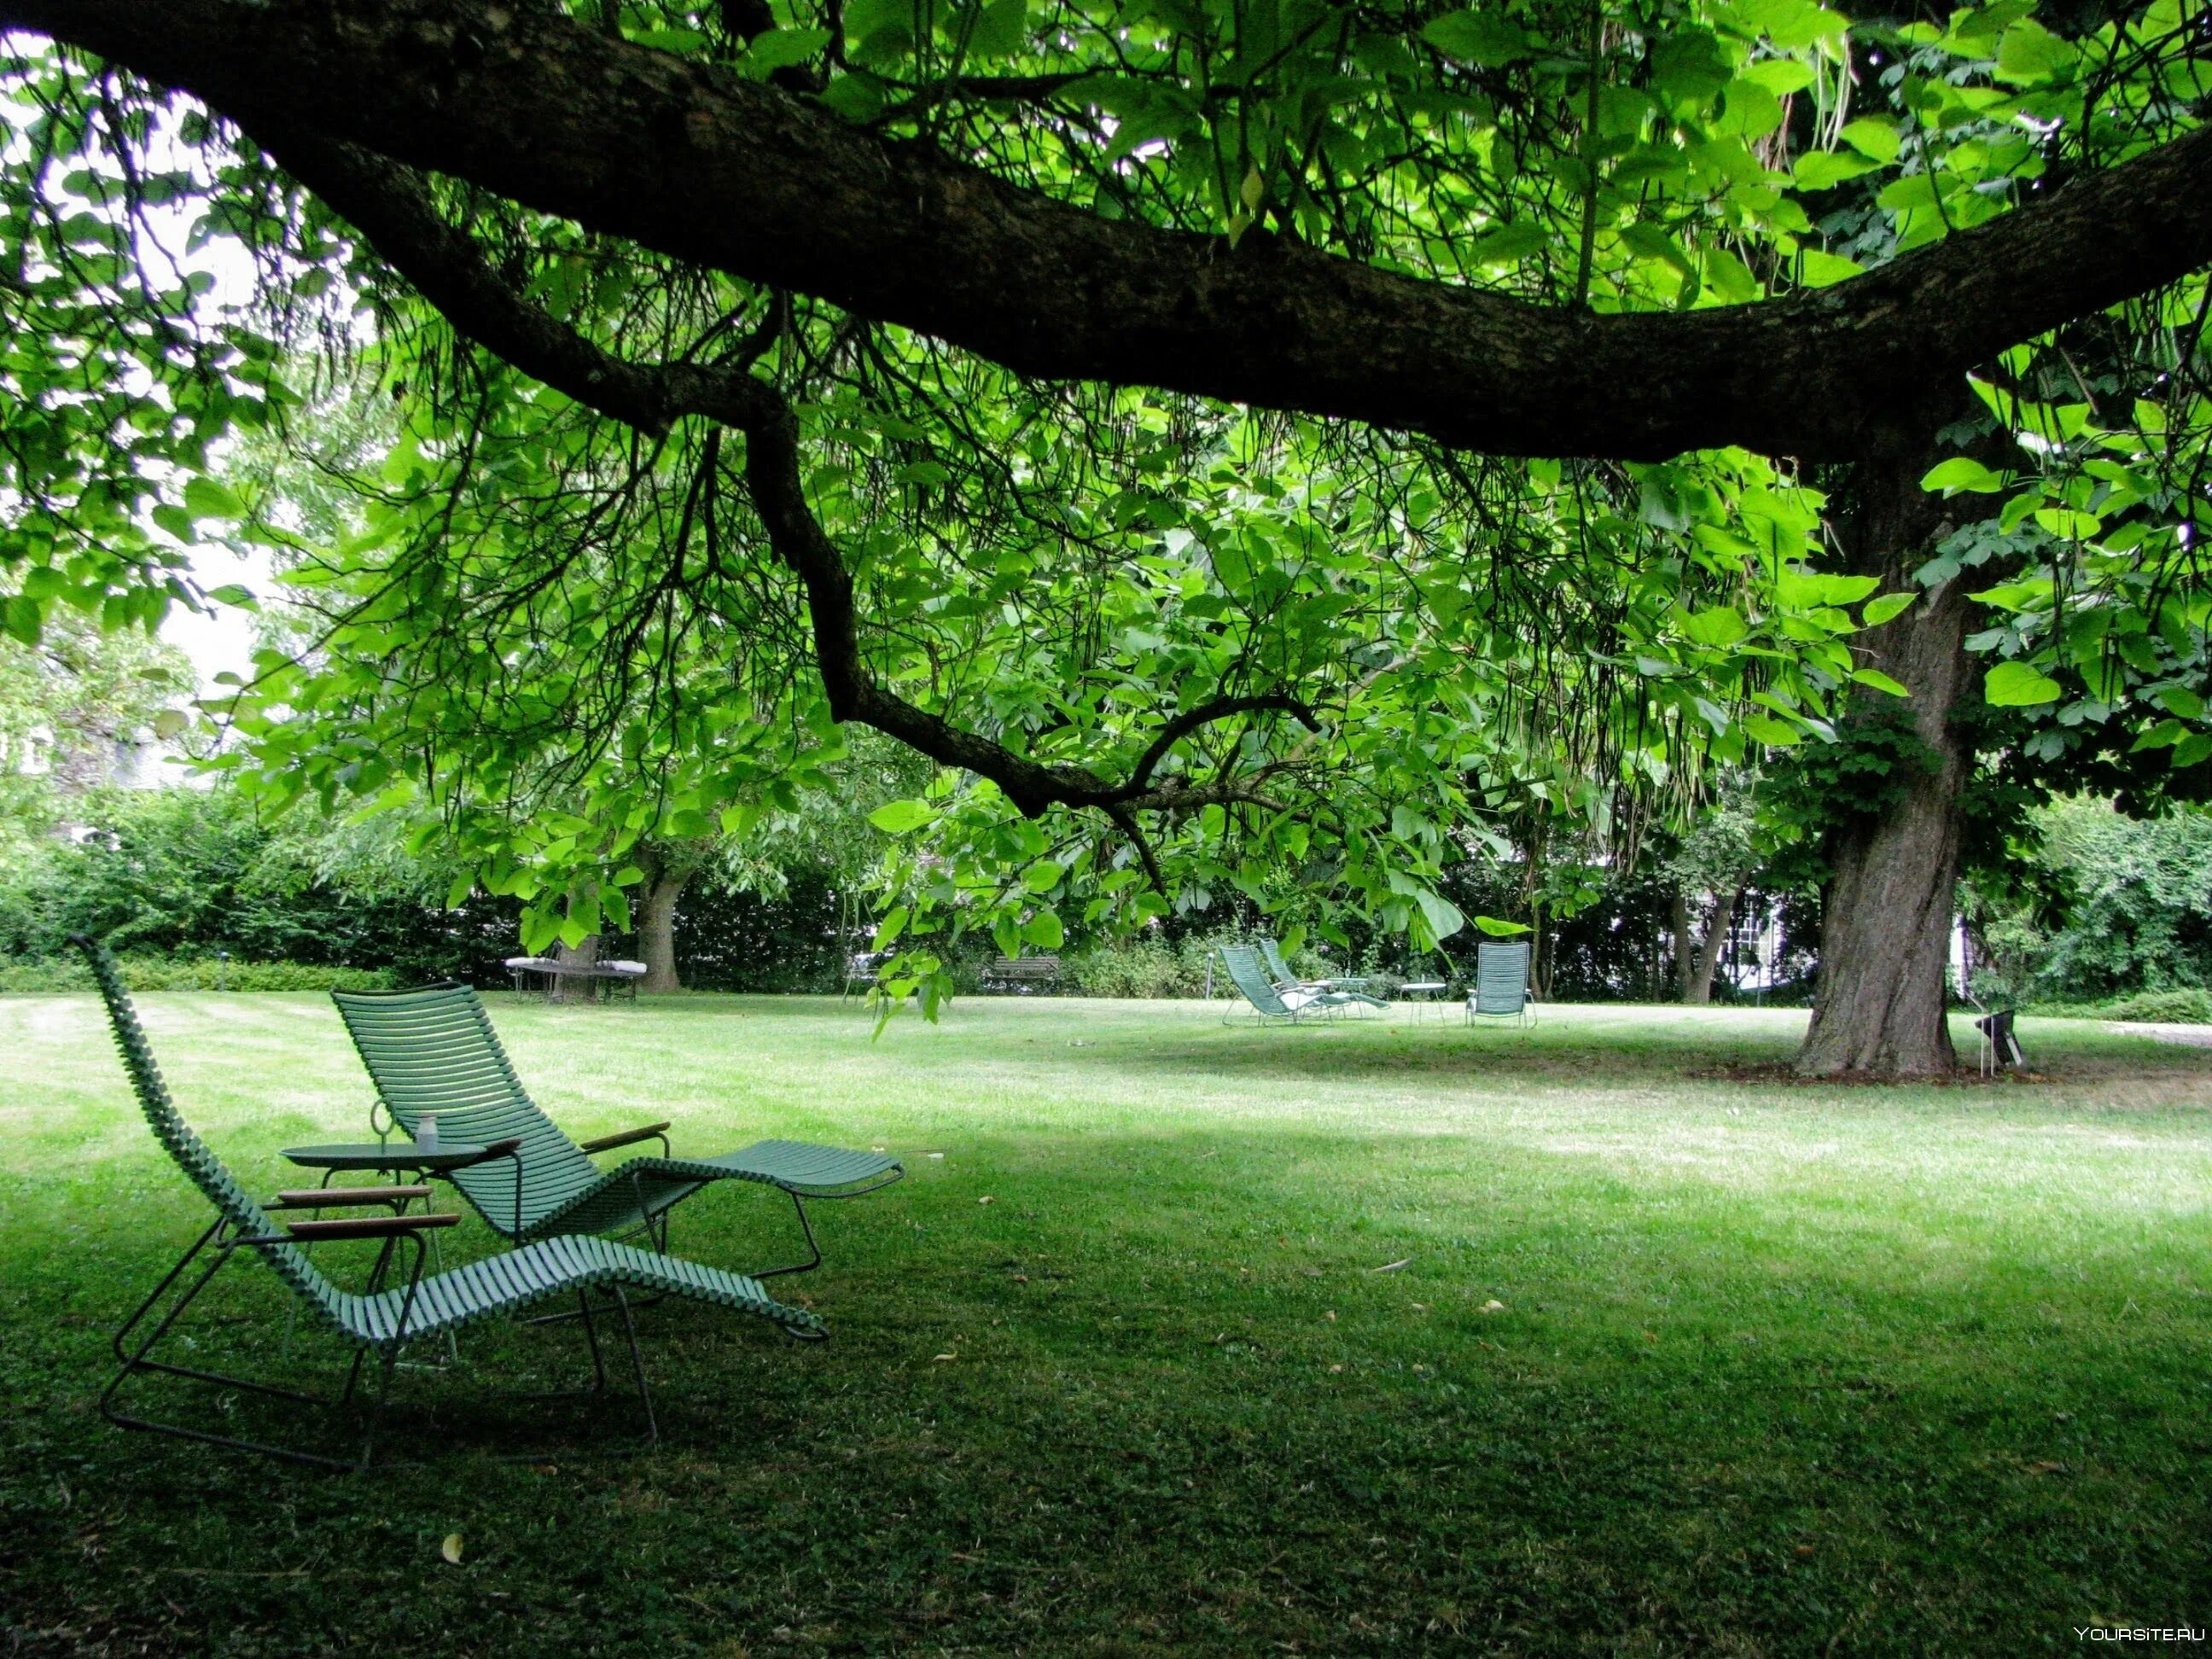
[551,934,599,1004]
[640,868,692,993]
[1670,891,1694,1000]
[1685,885,1741,1006]
[1797,448,1974,1077]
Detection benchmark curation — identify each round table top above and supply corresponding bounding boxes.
[282,1141,492,1173]
[1400,981,1450,995]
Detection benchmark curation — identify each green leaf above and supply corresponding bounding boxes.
[1741,714,1803,748]
[2174,733,2212,769]
[1648,28,1732,100]
[183,477,245,519]
[873,906,909,951]
[1464,220,1550,265]
[1985,661,2063,707]
[1020,910,1064,950]
[1473,915,1533,937]
[1851,667,1911,696]
[1413,888,1464,942]
[1995,18,2077,84]
[2157,685,2207,721]
[1421,10,1533,65]
[1,596,39,646]
[1838,118,1903,162]
[1676,604,1749,647]
[869,799,936,833]
[742,26,833,74]
[1920,457,2006,496]
[968,0,1027,58]
[1022,860,1063,894]
[1860,592,1915,626]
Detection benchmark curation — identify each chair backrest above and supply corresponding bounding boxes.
[1259,939,1298,984]
[68,934,335,1308]
[330,982,602,1235]
[1219,946,1292,1016]
[1475,941,1531,1015]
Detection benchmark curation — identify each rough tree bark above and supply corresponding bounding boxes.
[636,848,703,994]
[1797,450,1974,1076]
[550,933,600,1006]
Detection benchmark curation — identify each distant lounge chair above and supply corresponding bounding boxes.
[69,934,822,1470]
[331,981,900,1277]
[1466,941,1536,1027]
[1259,937,1376,995]
[1220,945,1387,1024]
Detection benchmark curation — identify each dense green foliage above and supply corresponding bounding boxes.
[5,0,2209,1029]
[1971,794,2212,1006]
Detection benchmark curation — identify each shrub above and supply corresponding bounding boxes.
[2094,987,2212,1024]
[1069,938,1192,998]
[0,954,397,994]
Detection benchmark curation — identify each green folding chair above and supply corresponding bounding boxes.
[1218,945,1387,1023]
[1467,940,1537,1027]
[1258,937,1377,995]
[331,981,899,1276]
[69,934,823,1471]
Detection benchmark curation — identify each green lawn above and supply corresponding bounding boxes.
[3,992,2209,1655]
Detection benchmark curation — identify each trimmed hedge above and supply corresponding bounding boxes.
[0,955,398,994]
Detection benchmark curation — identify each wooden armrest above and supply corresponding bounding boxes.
[284,1213,461,1242]
[269,1185,434,1210]
[450,1137,524,1168]
[579,1121,672,1155]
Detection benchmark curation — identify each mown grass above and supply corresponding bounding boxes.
[2,992,2209,1655]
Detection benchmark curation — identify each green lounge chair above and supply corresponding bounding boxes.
[330,981,899,1276]
[69,934,822,1471]
[1258,937,1376,995]
[1219,945,1387,1023]
[1466,940,1536,1027]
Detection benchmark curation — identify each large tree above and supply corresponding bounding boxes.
[3,0,2209,1069]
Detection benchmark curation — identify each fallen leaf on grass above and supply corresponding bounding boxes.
[978,1196,994,1205]
[1480,1300,1507,1315]
[933,1353,958,1362]
[1370,1258,1412,1273]
[440,1534,464,1565]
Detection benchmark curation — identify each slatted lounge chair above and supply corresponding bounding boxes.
[68,934,822,1471]
[1258,937,1376,995]
[331,981,901,1276]
[1466,940,1537,1027]
[1219,945,1387,1024]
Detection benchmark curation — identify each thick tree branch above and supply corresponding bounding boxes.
[1121,693,1319,796]
[11,0,2212,461]
[265,131,1311,821]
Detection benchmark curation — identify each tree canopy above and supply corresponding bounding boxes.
[3,0,2210,1053]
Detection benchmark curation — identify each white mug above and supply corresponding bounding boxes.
[417,1113,439,1153]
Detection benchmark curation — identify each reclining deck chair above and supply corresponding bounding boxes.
[330,981,901,1277]
[1259,937,1377,996]
[1219,945,1387,1023]
[1467,940,1537,1027]
[70,935,823,1470]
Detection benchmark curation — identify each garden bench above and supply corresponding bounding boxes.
[981,955,1062,993]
